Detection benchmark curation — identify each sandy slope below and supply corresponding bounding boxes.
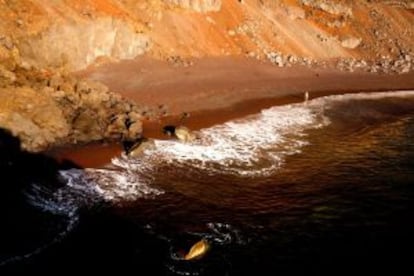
[82,56,414,114]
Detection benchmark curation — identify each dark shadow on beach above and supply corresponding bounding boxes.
[0,128,81,270]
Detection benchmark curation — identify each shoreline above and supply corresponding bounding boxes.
[53,56,414,168]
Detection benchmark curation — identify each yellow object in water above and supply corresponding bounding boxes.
[184,239,210,261]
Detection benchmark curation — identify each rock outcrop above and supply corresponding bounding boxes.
[18,18,150,71]
[0,66,154,152]
[0,86,69,151]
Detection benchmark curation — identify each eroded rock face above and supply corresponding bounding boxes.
[0,66,153,152]
[164,0,222,12]
[18,18,150,71]
[0,87,70,151]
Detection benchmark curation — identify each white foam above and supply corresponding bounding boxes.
[205,222,245,245]
[314,90,414,103]
[44,168,164,206]
[115,90,414,177]
[115,103,328,177]
[10,166,163,266]
[81,168,163,201]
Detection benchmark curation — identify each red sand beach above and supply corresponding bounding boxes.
[54,56,414,168]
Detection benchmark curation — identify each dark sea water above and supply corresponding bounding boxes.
[1,91,414,275]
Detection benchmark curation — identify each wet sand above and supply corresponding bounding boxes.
[53,56,414,168]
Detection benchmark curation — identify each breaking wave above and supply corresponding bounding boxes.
[115,100,329,177]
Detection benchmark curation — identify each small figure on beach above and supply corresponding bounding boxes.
[162,112,196,142]
[123,137,155,157]
[304,91,309,104]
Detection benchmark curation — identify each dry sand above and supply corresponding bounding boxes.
[54,56,414,168]
[81,56,414,115]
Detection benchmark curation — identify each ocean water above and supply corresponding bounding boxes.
[1,91,414,275]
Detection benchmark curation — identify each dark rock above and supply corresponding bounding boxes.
[163,125,176,136]
[0,127,80,195]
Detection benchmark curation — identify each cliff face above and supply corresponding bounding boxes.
[149,0,413,67]
[0,66,152,152]
[1,0,413,71]
[18,18,150,71]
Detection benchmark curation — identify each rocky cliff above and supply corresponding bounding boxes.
[0,65,153,152]
[18,18,150,71]
[1,0,413,71]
